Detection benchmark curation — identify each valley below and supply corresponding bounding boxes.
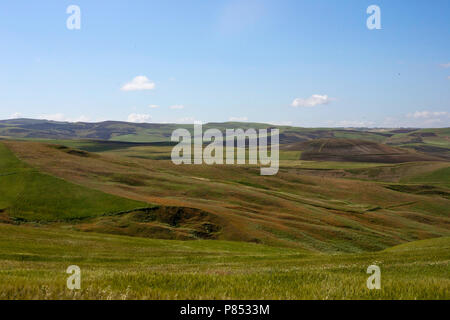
[0,120,449,299]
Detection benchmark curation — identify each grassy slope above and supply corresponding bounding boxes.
[0,142,147,221]
[3,140,450,253]
[0,223,448,299]
[0,138,449,300]
[404,166,450,187]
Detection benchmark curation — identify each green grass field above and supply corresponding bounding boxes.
[1,137,449,300]
[0,143,147,221]
[0,224,448,300]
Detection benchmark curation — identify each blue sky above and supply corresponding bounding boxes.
[0,0,449,127]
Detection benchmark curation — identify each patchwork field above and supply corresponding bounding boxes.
[0,121,449,299]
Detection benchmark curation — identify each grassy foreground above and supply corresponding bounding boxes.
[0,224,448,300]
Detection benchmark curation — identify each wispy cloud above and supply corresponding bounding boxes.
[381,110,450,128]
[269,121,293,126]
[169,104,185,110]
[148,104,160,109]
[439,62,450,68]
[327,120,375,127]
[9,112,22,119]
[121,76,155,91]
[38,114,90,122]
[407,111,448,119]
[291,94,332,108]
[229,116,248,122]
[175,117,197,124]
[38,113,66,121]
[127,113,151,123]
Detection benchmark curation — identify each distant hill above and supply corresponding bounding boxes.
[289,138,443,163]
[0,118,449,160]
[0,118,185,141]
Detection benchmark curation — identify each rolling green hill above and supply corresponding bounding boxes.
[0,142,148,221]
[1,119,448,161]
[2,140,449,253]
[0,124,449,299]
[1,121,449,300]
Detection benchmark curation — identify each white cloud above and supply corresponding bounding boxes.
[158,117,202,124]
[127,113,151,123]
[291,94,331,108]
[37,114,90,122]
[170,117,199,124]
[439,62,450,68]
[323,111,450,128]
[328,120,376,127]
[148,104,160,109]
[382,111,450,128]
[269,121,293,126]
[421,118,444,125]
[38,113,66,121]
[169,104,185,110]
[9,112,22,119]
[407,111,448,119]
[74,115,90,122]
[229,117,248,122]
[121,76,155,91]
[176,117,196,123]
